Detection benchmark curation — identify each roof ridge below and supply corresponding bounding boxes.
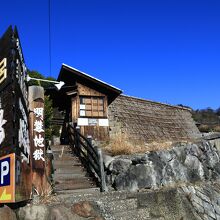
[120,94,192,111]
[62,63,122,92]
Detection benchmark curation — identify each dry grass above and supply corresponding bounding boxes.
[104,133,173,156]
[213,125,220,132]
[31,184,60,204]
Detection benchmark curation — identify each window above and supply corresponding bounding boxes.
[79,96,105,117]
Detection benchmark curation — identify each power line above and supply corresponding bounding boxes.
[48,0,52,77]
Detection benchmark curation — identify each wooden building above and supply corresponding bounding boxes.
[48,64,122,141]
[49,63,201,147]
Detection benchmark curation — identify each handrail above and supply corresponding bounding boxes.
[67,124,107,192]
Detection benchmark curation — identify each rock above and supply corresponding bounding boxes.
[17,205,49,220]
[161,163,174,185]
[185,143,201,158]
[103,155,114,168]
[196,190,211,204]
[0,205,17,220]
[105,140,220,192]
[213,162,220,175]
[206,150,220,169]
[137,188,198,220]
[214,204,220,215]
[114,164,154,191]
[158,150,174,163]
[50,205,78,220]
[72,201,93,218]
[131,154,149,164]
[148,151,165,174]
[184,155,204,181]
[171,158,188,182]
[203,201,216,218]
[71,201,103,219]
[162,158,188,185]
[109,158,132,174]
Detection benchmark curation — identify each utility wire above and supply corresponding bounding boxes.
[48,0,52,77]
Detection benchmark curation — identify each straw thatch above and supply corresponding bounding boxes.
[108,95,201,144]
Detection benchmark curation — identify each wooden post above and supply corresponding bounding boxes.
[87,135,93,172]
[75,126,80,156]
[28,86,51,196]
[95,146,107,192]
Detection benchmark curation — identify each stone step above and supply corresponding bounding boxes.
[52,144,98,193]
[58,190,138,205]
[51,148,72,153]
[102,198,137,214]
[53,153,73,158]
[53,160,81,167]
[54,180,96,191]
[51,148,72,154]
[54,175,95,183]
[51,145,70,148]
[55,166,85,174]
[55,187,100,195]
[111,209,150,220]
[54,173,87,179]
[51,145,71,151]
[53,157,78,162]
[53,164,83,170]
[54,154,79,159]
[52,152,73,157]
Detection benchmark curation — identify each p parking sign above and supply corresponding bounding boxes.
[0,153,15,202]
[0,156,10,186]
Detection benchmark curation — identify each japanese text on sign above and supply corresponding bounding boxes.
[18,99,30,163]
[0,58,7,84]
[0,109,7,145]
[33,107,45,162]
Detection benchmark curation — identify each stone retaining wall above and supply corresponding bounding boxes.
[103,140,220,192]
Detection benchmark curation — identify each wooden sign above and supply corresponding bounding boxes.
[28,86,46,170]
[0,26,31,203]
[29,86,48,195]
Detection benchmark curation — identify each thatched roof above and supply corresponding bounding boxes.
[108,95,201,143]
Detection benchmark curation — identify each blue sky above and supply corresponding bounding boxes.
[0,0,219,109]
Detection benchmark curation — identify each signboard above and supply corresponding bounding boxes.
[0,26,32,202]
[0,153,15,203]
[88,118,98,126]
[0,26,30,159]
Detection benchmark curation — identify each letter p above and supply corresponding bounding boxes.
[1,161,9,185]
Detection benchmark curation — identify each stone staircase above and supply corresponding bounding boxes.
[50,145,193,219]
[51,145,99,193]
[47,144,220,220]
[54,186,198,220]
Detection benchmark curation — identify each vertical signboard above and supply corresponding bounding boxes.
[0,26,32,202]
[29,86,45,170]
[29,86,48,195]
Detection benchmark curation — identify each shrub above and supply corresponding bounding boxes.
[213,125,220,132]
[198,124,211,133]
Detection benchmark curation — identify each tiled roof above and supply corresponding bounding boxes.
[108,95,201,143]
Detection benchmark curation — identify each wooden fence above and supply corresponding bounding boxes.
[68,124,107,192]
